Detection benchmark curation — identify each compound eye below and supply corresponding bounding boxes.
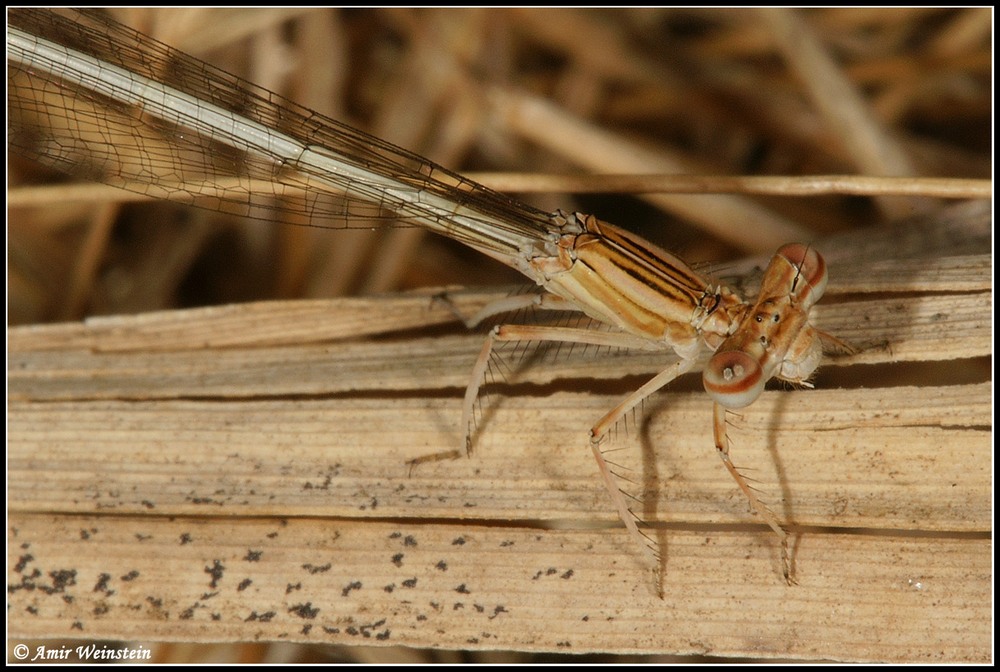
[703,350,765,409]
[777,243,828,310]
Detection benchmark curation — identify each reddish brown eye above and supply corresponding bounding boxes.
[703,350,765,409]
[777,243,828,310]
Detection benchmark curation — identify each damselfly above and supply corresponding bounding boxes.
[7,7,849,583]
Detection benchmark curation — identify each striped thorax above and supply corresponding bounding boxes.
[525,211,743,359]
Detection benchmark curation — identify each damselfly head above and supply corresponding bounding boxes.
[702,243,829,409]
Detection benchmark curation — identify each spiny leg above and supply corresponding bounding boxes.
[462,326,502,456]
[588,357,698,571]
[712,401,797,585]
[408,296,560,471]
[818,328,859,357]
[462,323,659,456]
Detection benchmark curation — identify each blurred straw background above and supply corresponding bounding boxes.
[9,7,990,323]
[7,7,992,663]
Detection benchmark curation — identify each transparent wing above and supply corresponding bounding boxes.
[7,8,558,263]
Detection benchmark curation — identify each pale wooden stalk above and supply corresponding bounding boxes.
[7,242,990,661]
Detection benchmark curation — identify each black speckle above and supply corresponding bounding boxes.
[71,621,83,631]
[452,537,466,546]
[92,602,111,616]
[383,584,395,593]
[288,602,319,619]
[346,626,359,636]
[245,610,276,622]
[582,615,589,621]
[43,569,77,595]
[200,591,219,600]
[301,624,312,636]
[303,465,339,491]
[435,561,447,571]
[244,550,263,562]
[455,584,471,594]
[14,554,33,573]
[401,577,417,588]
[341,581,362,597]
[322,626,341,634]
[303,563,332,575]
[557,641,571,648]
[358,619,386,638]
[546,567,558,576]
[500,540,514,547]
[8,567,42,594]
[134,533,152,541]
[141,500,155,509]
[238,578,252,591]
[404,535,417,547]
[453,602,464,610]
[389,532,402,539]
[490,605,509,620]
[179,606,196,620]
[94,573,112,595]
[120,570,139,582]
[180,533,193,545]
[286,582,301,594]
[561,569,574,580]
[392,553,404,567]
[376,630,390,641]
[204,560,225,588]
[474,603,485,613]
